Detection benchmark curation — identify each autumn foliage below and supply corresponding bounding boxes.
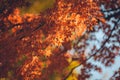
[0,0,120,80]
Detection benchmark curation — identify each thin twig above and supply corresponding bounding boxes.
[105,10,120,20]
[101,7,120,12]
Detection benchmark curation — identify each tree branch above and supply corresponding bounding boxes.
[63,18,120,80]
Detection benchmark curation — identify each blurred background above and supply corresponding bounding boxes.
[20,0,55,14]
